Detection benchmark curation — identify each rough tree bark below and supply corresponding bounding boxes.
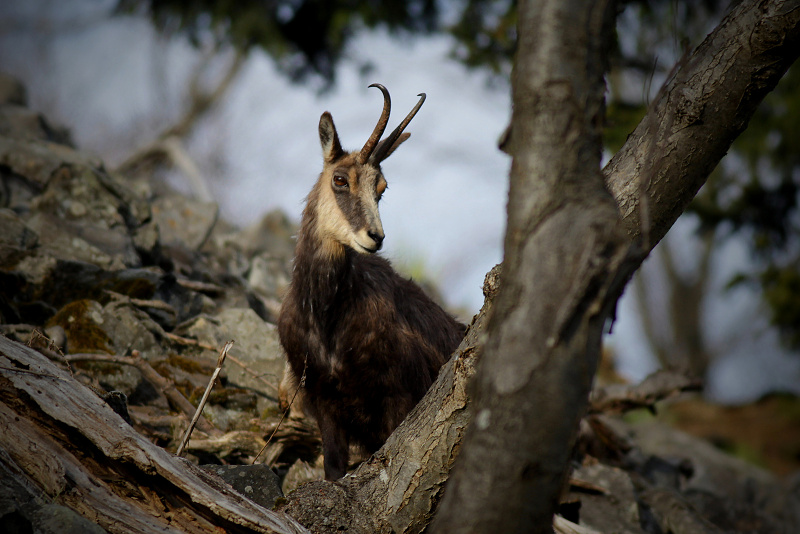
[429,0,626,532]
[283,0,800,532]
[604,0,800,247]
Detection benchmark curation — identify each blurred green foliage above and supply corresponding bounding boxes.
[448,0,516,76]
[690,64,800,350]
[603,100,646,153]
[117,0,439,81]
[761,266,800,349]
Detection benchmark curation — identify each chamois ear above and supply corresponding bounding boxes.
[319,112,344,163]
[372,132,410,163]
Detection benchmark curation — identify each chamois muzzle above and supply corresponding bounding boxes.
[367,230,384,251]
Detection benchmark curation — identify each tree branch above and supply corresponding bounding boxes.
[114,49,246,201]
[604,0,800,251]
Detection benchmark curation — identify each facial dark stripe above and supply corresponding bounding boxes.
[335,189,368,232]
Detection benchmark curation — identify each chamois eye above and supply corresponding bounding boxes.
[333,175,348,188]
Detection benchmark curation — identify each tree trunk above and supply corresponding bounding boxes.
[429,0,625,532]
[634,231,715,377]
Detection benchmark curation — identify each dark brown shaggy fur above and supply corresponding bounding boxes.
[278,177,465,480]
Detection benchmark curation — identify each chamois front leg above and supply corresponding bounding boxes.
[317,410,349,480]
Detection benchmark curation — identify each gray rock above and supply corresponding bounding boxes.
[600,417,800,533]
[0,157,41,213]
[0,72,27,105]
[200,403,253,433]
[0,104,71,145]
[0,208,38,268]
[7,250,58,287]
[131,220,161,262]
[46,298,168,396]
[2,258,167,325]
[628,420,788,518]
[224,209,297,260]
[175,308,285,409]
[782,470,800,532]
[26,212,130,270]
[203,209,295,311]
[568,461,640,534]
[201,464,283,510]
[151,195,218,250]
[46,299,143,395]
[29,165,147,267]
[247,252,291,302]
[0,137,103,190]
[99,300,165,362]
[15,159,155,270]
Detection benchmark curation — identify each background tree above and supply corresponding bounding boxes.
[451,0,800,385]
[620,1,800,381]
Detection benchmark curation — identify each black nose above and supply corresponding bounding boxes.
[368,231,384,249]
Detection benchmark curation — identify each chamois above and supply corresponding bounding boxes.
[277,84,465,480]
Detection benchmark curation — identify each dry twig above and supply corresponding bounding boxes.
[164,331,218,352]
[252,356,307,465]
[177,340,233,456]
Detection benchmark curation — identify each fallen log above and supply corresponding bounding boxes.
[0,334,307,534]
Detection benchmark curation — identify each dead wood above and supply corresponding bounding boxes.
[638,487,724,534]
[186,430,267,459]
[64,351,221,436]
[177,340,233,456]
[553,515,603,534]
[588,370,703,415]
[0,334,308,534]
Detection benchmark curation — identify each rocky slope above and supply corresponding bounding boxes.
[1,72,798,533]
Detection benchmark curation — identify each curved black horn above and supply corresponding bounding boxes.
[371,92,426,164]
[359,83,391,164]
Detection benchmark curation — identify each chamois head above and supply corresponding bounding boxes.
[310,84,425,256]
